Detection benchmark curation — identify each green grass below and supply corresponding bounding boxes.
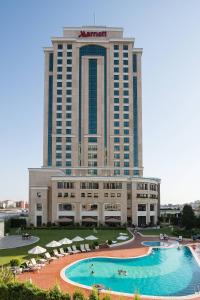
[0,228,131,265]
[139,227,174,236]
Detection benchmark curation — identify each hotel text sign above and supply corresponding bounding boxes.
[78,31,107,38]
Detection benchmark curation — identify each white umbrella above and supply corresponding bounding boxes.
[46,240,61,247]
[72,236,84,242]
[59,238,72,245]
[117,236,129,240]
[85,235,98,241]
[28,246,46,255]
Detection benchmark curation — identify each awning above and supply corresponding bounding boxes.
[57,217,74,222]
[82,217,98,222]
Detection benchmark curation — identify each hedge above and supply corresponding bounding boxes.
[0,282,141,300]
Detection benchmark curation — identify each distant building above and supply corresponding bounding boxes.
[0,200,16,209]
[16,201,28,209]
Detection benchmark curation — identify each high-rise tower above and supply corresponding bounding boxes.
[29,26,160,227]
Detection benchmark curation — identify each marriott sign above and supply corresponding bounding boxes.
[78,31,107,38]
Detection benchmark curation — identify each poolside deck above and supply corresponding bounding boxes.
[18,233,200,300]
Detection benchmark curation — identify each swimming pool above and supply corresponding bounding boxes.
[142,240,178,247]
[62,247,200,297]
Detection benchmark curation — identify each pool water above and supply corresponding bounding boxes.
[142,241,169,247]
[64,247,200,297]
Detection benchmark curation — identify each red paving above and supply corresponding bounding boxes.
[18,234,200,300]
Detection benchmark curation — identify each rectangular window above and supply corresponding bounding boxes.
[57,97,62,103]
[57,82,62,87]
[123,90,129,96]
[56,137,62,142]
[66,113,72,118]
[105,203,121,211]
[114,90,119,96]
[66,74,72,80]
[57,90,62,95]
[36,203,42,211]
[124,170,130,175]
[114,67,119,73]
[114,98,119,103]
[124,145,129,151]
[150,204,155,211]
[123,52,128,58]
[114,52,119,57]
[56,113,62,118]
[124,137,129,143]
[58,203,74,211]
[114,82,119,88]
[67,44,72,49]
[123,67,128,73]
[114,106,119,111]
[67,59,72,64]
[57,105,62,111]
[114,153,120,159]
[66,161,71,167]
[66,129,71,134]
[124,162,129,167]
[123,98,129,104]
[56,129,62,134]
[124,114,129,119]
[114,137,120,143]
[114,145,120,151]
[114,75,119,80]
[66,105,72,111]
[66,90,72,95]
[124,121,129,127]
[66,145,71,150]
[57,59,62,65]
[123,75,129,80]
[67,52,72,57]
[67,82,72,87]
[66,97,72,103]
[124,129,129,135]
[123,60,128,65]
[66,153,71,159]
[124,106,129,111]
[123,82,129,88]
[67,67,72,72]
[57,74,62,80]
[114,60,119,65]
[114,129,120,135]
[56,121,62,126]
[66,121,72,126]
[88,137,97,143]
[114,45,119,50]
[138,204,146,211]
[123,45,128,50]
[58,44,63,50]
[49,53,53,72]
[57,66,62,72]
[133,54,137,72]
[56,145,62,150]
[114,121,120,127]
[66,137,71,143]
[114,113,119,119]
[57,52,63,57]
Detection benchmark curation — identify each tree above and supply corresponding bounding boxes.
[181,205,195,229]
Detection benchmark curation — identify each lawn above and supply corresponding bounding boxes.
[139,226,174,236]
[0,228,131,265]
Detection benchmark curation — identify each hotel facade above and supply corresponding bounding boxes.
[29,26,161,227]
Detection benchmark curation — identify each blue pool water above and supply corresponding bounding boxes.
[142,241,168,247]
[64,247,200,296]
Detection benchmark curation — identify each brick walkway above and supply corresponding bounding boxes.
[18,233,200,300]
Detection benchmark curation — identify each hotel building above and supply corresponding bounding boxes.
[29,26,160,227]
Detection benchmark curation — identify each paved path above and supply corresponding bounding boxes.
[18,233,200,300]
[0,235,39,249]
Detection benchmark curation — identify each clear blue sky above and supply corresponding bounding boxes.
[0,0,200,204]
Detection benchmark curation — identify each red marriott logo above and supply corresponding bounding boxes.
[78,31,107,38]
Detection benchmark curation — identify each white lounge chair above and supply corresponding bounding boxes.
[59,248,69,256]
[160,234,164,240]
[67,246,74,254]
[53,249,64,258]
[85,244,91,251]
[72,245,81,253]
[45,252,58,261]
[30,258,45,268]
[80,244,86,252]
[25,261,41,271]
[178,236,183,242]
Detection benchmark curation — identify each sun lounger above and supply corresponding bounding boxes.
[25,261,41,271]
[45,252,58,261]
[72,245,81,253]
[30,258,45,267]
[178,236,183,242]
[59,248,69,256]
[67,246,74,254]
[85,244,91,251]
[160,234,164,240]
[80,244,86,252]
[53,249,64,258]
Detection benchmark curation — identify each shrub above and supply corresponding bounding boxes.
[107,240,112,245]
[47,284,68,300]
[73,289,86,300]
[0,267,14,284]
[93,241,99,247]
[89,288,99,300]
[10,259,21,267]
[102,294,111,300]
[10,218,27,228]
[133,291,141,300]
